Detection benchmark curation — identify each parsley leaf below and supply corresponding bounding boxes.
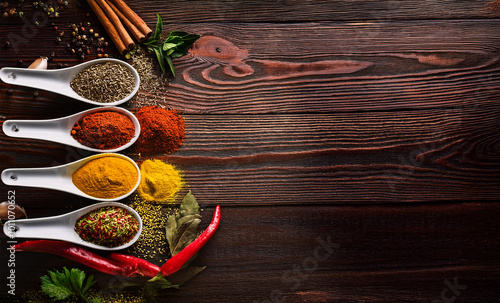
[141,13,200,77]
[41,267,97,302]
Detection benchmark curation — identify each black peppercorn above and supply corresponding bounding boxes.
[17,59,22,66]
[4,41,10,49]
[6,89,13,95]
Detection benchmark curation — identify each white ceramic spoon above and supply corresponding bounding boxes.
[2,107,141,153]
[0,58,140,106]
[1,153,140,201]
[3,202,142,251]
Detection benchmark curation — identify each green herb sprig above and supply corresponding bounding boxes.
[40,267,98,303]
[141,13,200,76]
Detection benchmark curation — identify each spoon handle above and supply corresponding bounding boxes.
[0,67,69,92]
[3,216,73,240]
[1,166,69,190]
[2,118,70,142]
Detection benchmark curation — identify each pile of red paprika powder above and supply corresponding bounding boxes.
[134,105,185,156]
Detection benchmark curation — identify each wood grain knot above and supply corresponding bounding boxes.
[191,35,254,77]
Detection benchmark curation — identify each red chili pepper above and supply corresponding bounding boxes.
[109,253,160,278]
[160,205,221,277]
[14,206,221,279]
[13,240,157,278]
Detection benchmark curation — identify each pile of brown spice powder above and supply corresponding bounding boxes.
[134,105,185,156]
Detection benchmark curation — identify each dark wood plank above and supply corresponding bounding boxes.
[161,20,500,114]
[1,21,500,114]
[1,104,498,205]
[2,0,499,28]
[3,203,499,302]
[99,0,500,23]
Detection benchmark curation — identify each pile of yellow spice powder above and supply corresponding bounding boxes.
[137,159,184,203]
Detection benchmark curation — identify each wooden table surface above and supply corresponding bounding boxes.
[1,1,499,302]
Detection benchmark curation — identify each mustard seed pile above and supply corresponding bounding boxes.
[126,197,170,262]
[70,62,135,103]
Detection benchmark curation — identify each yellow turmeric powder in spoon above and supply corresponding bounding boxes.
[72,156,138,199]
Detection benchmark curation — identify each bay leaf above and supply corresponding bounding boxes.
[165,191,202,256]
[171,218,201,256]
[178,190,200,218]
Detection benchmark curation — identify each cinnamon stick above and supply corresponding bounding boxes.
[105,0,145,42]
[86,0,127,54]
[107,0,152,39]
[95,0,134,51]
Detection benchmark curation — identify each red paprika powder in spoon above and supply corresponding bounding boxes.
[71,111,135,150]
